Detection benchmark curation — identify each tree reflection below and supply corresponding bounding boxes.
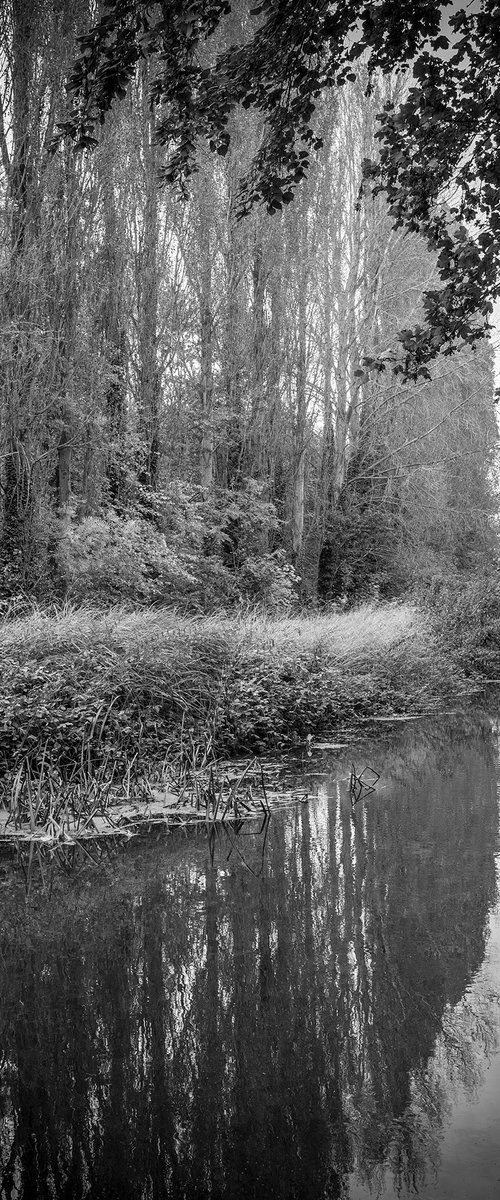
[0,726,498,1198]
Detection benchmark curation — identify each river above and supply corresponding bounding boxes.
[0,715,499,1198]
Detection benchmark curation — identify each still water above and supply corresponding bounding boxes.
[1,718,500,1199]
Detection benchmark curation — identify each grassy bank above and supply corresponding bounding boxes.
[0,599,474,799]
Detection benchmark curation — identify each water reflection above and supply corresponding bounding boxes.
[0,722,499,1199]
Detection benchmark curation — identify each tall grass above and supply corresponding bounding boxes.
[0,598,418,661]
[0,599,467,793]
[234,601,422,660]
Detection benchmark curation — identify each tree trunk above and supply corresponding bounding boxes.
[267,253,282,500]
[53,142,78,513]
[292,280,307,566]
[0,0,38,595]
[100,118,127,507]
[137,67,160,495]
[222,160,245,487]
[249,236,267,479]
[197,178,215,492]
[317,227,335,595]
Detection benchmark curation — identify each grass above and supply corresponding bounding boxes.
[0,597,419,661]
[243,602,421,660]
[0,598,475,829]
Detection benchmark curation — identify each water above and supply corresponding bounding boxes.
[1,717,500,1199]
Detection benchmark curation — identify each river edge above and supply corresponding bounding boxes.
[0,599,497,841]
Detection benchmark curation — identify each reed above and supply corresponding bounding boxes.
[0,747,308,859]
[0,600,470,787]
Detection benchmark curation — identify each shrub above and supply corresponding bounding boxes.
[55,483,299,612]
[236,551,299,610]
[58,512,196,605]
[427,572,500,677]
[0,606,234,778]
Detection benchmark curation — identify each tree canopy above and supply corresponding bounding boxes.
[61,0,500,377]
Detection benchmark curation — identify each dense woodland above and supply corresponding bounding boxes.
[0,0,498,612]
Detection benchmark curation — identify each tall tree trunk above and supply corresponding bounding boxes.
[317,228,335,592]
[52,143,78,515]
[267,252,282,500]
[0,0,38,595]
[197,178,215,492]
[249,235,267,480]
[100,119,127,508]
[137,68,160,494]
[292,277,307,566]
[10,0,35,257]
[332,219,362,504]
[222,160,245,487]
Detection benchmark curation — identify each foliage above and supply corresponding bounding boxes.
[62,0,500,373]
[363,2,500,374]
[0,600,471,784]
[0,605,233,778]
[57,510,196,604]
[318,505,398,604]
[427,573,500,678]
[55,484,298,611]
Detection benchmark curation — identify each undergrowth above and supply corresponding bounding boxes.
[0,598,478,803]
[426,573,500,679]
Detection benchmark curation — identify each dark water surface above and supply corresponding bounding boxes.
[1,718,500,1199]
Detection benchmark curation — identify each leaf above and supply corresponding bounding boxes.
[432,35,450,51]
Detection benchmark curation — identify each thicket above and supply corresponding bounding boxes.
[426,572,500,680]
[47,482,298,612]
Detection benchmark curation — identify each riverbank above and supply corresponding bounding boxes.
[0,599,480,794]
[2,591,498,843]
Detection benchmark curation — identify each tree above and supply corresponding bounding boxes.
[136,60,161,494]
[0,0,93,596]
[0,0,496,609]
[62,1,500,376]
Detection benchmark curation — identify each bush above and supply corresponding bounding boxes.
[427,573,500,677]
[0,606,235,778]
[318,506,400,604]
[55,483,299,612]
[215,653,363,753]
[58,512,196,605]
